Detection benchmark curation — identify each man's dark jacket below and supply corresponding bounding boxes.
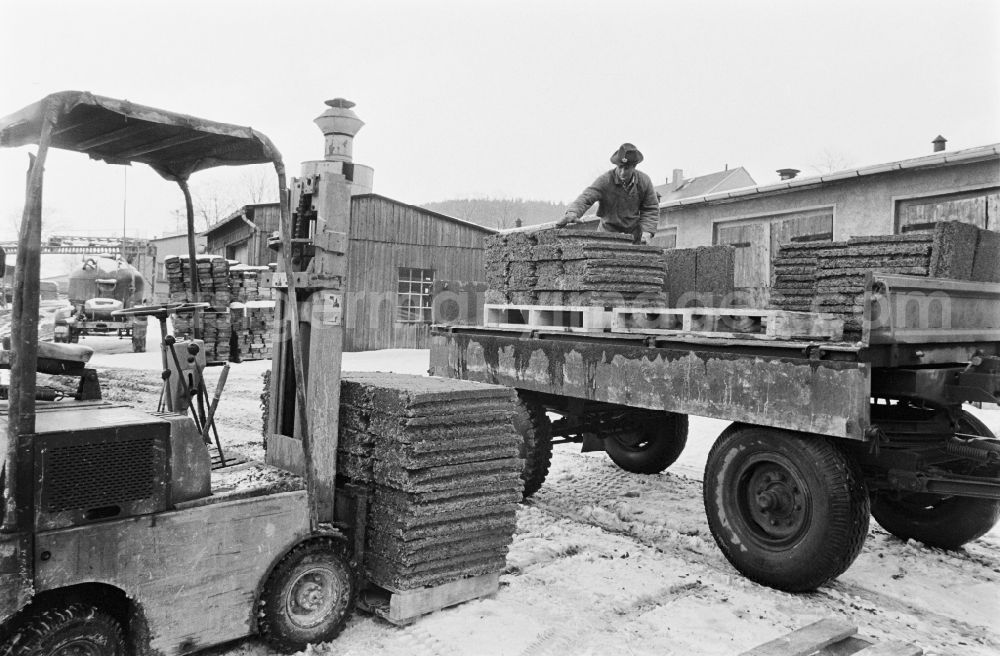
[565,169,660,239]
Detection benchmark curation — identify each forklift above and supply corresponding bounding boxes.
[0,91,366,655]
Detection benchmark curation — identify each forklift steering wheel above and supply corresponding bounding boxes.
[112,302,210,318]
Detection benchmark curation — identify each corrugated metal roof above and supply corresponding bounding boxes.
[659,143,1000,209]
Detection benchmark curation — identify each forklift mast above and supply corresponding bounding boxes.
[264,98,374,525]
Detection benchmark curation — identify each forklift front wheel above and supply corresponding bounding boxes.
[0,603,126,656]
[257,540,356,653]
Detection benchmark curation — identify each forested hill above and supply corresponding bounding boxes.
[420,198,579,230]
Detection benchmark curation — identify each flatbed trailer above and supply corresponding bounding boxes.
[430,271,1000,591]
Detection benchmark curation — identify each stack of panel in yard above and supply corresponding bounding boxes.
[194,255,231,308]
[484,229,667,307]
[337,372,523,592]
[200,310,232,362]
[228,265,269,303]
[230,300,276,361]
[532,230,666,306]
[484,231,538,304]
[164,255,191,303]
[771,221,1000,337]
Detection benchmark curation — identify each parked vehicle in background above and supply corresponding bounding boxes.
[53,254,148,351]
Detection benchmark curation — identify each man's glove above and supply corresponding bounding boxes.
[556,214,578,228]
[640,232,654,245]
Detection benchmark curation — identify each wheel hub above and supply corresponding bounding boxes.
[54,639,102,656]
[744,464,807,541]
[285,566,339,629]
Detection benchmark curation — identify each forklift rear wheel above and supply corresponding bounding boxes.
[604,411,688,474]
[703,425,870,592]
[871,410,1000,549]
[512,393,553,498]
[0,603,126,656]
[257,540,356,653]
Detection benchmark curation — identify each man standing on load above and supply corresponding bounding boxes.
[556,143,660,244]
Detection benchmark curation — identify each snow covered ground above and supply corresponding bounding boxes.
[73,321,1000,655]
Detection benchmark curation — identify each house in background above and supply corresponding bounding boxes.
[656,140,1000,302]
[199,197,494,352]
[204,203,281,266]
[345,193,493,351]
[147,232,207,303]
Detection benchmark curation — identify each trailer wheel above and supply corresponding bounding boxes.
[257,540,355,653]
[512,393,553,498]
[604,411,688,474]
[703,425,870,592]
[0,603,126,656]
[871,410,1000,549]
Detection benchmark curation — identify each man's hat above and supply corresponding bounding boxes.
[611,143,643,166]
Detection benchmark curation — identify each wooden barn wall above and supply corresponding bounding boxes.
[344,196,487,351]
[251,205,281,266]
[205,204,282,267]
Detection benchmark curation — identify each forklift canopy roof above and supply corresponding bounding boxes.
[0,90,282,180]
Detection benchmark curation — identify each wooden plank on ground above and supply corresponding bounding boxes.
[378,572,500,625]
[851,642,923,656]
[739,617,857,656]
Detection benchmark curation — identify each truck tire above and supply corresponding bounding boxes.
[871,410,1000,549]
[604,411,688,474]
[0,603,126,656]
[512,393,553,498]
[703,424,870,592]
[257,539,355,653]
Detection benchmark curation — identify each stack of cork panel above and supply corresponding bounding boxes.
[663,245,736,307]
[483,232,538,304]
[771,221,1000,337]
[164,255,191,303]
[197,255,231,309]
[532,230,667,306]
[200,310,232,362]
[228,265,270,303]
[484,229,667,307]
[170,311,194,340]
[338,372,523,592]
[168,310,231,362]
[230,300,276,361]
[162,255,231,308]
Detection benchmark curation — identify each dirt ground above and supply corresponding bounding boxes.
[67,321,1000,655]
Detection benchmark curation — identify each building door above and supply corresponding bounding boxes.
[715,208,834,302]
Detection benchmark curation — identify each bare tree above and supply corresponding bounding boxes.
[809,149,855,175]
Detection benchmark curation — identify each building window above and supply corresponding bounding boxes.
[897,188,999,233]
[397,267,434,323]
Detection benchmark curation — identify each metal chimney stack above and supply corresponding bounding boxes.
[777,168,800,181]
[312,98,374,194]
[932,135,947,152]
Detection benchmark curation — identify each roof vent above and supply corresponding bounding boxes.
[776,168,800,181]
[932,135,947,152]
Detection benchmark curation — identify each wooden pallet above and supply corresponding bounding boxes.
[740,618,923,656]
[484,304,611,332]
[611,307,844,341]
[357,572,499,625]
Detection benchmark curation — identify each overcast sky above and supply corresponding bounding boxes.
[1,0,998,240]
